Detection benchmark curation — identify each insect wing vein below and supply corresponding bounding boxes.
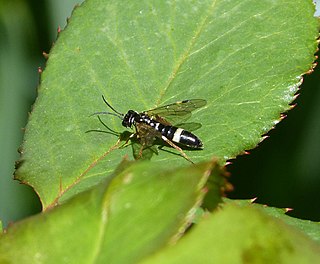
[145,99,206,124]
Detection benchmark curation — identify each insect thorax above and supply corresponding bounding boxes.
[122,110,160,129]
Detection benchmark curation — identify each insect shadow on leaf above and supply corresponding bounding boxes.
[86,115,131,141]
[90,95,207,163]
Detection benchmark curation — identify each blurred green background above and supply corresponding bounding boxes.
[0,0,319,228]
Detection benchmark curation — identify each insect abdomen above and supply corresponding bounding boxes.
[161,125,203,149]
[140,116,203,149]
[173,127,203,149]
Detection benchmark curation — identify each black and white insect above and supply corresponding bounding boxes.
[93,96,207,162]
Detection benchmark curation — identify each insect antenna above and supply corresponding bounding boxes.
[90,111,123,120]
[91,95,124,120]
[86,115,121,137]
[101,95,124,116]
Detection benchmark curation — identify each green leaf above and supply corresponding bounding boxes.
[141,204,320,264]
[225,199,320,244]
[262,207,320,244]
[0,160,223,263]
[15,0,318,208]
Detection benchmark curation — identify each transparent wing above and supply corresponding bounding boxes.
[145,99,207,125]
[176,122,202,132]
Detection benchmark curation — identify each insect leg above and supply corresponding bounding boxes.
[138,145,144,159]
[161,135,194,164]
[119,132,136,149]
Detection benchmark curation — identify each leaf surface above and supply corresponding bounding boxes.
[226,199,320,244]
[141,204,320,264]
[1,161,223,263]
[15,0,319,207]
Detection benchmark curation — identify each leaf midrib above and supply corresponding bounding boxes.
[156,0,218,105]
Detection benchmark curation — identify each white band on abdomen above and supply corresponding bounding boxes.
[172,128,184,143]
